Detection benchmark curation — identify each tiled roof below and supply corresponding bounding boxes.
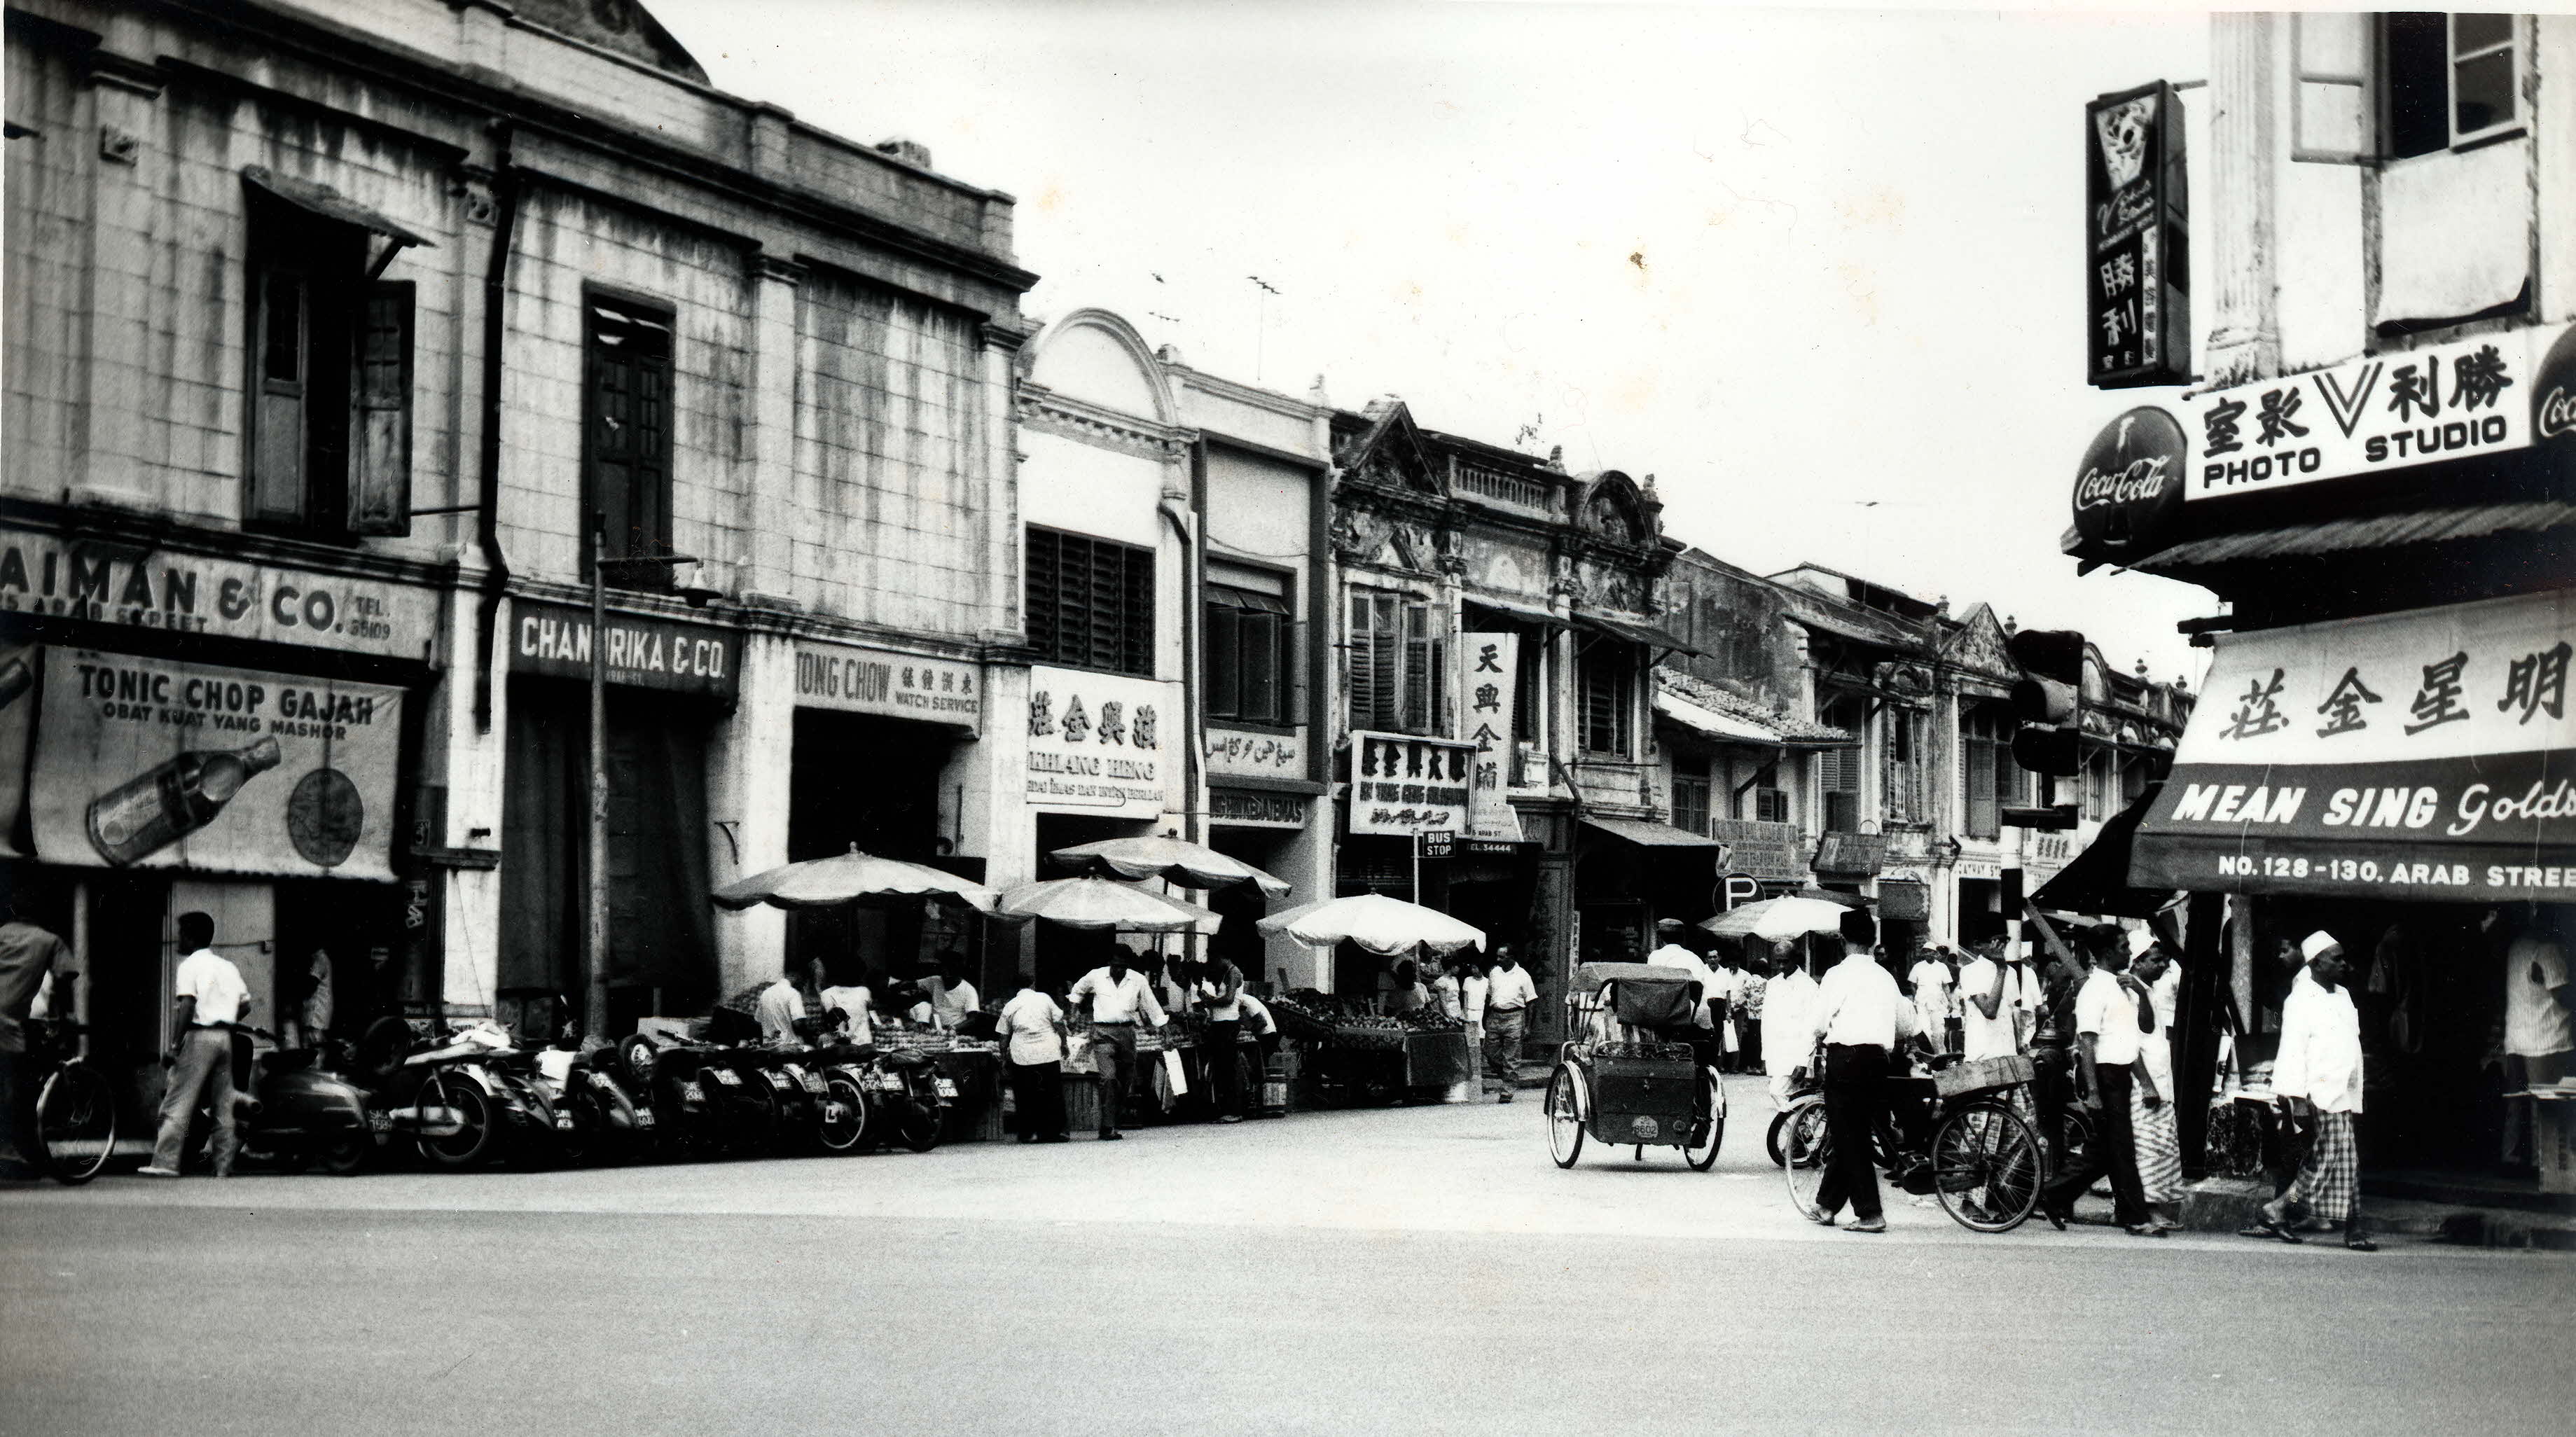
[1656,669,1850,744]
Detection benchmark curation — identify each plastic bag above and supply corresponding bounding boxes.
[1162,1047,1189,1096]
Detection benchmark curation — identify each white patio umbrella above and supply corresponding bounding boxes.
[711,844,998,912]
[995,876,1215,934]
[1699,895,1855,943]
[1254,893,1485,958]
[1050,835,1292,898]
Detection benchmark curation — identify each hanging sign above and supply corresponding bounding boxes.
[32,648,403,880]
[794,641,980,732]
[2177,328,2544,501]
[1457,632,1525,840]
[2085,81,2190,389]
[1348,730,1474,836]
[1025,666,1175,817]
[0,523,438,660]
[2069,407,2188,562]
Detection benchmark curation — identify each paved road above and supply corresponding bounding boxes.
[6,1076,2568,1436]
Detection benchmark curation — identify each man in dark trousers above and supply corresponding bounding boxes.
[2042,924,2160,1235]
[1801,908,1927,1233]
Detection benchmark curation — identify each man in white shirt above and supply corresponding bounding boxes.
[1956,933,2034,1063]
[2502,909,2573,1088]
[1764,940,1820,1109]
[1646,921,1722,1067]
[2250,931,2374,1252]
[924,963,981,1031]
[1905,947,1955,1056]
[1196,954,1249,1123]
[996,977,1069,1144]
[754,972,807,1046]
[1483,946,1539,1104]
[2128,939,2182,1232]
[1801,909,1925,1232]
[1068,953,1168,1140]
[144,912,253,1178]
[2043,924,2155,1233]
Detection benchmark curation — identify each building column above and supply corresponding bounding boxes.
[707,629,794,992]
[2205,11,2283,386]
[71,40,165,505]
[441,592,511,1018]
[974,663,1039,983]
[740,255,803,602]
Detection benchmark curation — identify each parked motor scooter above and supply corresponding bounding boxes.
[619,1031,771,1160]
[176,1025,375,1176]
[856,1045,953,1153]
[352,1017,553,1170]
[534,1035,656,1166]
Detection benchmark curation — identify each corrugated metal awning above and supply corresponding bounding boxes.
[2136,501,2576,571]
[1579,815,1724,848]
[1574,611,1704,657]
[1653,692,1782,748]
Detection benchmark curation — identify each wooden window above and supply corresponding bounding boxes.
[1577,644,1634,756]
[1027,527,1155,677]
[1347,588,1436,735]
[1963,705,2014,842]
[1817,697,1864,833]
[245,203,412,536]
[1207,582,1292,724]
[1671,771,1711,837]
[584,296,676,584]
[1754,786,1789,824]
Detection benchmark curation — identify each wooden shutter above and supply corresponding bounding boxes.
[1205,595,1242,718]
[347,280,413,535]
[1120,543,1153,678]
[1025,527,1058,658]
[1966,730,1998,840]
[1401,600,1432,735]
[1240,604,1280,723]
[586,300,674,568]
[251,266,308,524]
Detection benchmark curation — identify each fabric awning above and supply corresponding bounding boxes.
[2128,590,2575,903]
[1574,611,1704,657]
[1652,691,1783,748]
[1579,815,1724,848]
[243,167,436,248]
[2032,784,2175,919]
[1207,586,1292,615]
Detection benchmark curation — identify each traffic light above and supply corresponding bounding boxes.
[2003,628,2084,830]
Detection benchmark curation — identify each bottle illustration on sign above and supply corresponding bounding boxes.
[86,737,283,866]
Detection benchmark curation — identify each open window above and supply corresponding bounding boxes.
[1576,641,1636,757]
[2294,13,2526,163]
[242,169,424,537]
[1347,588,1439,735]
[585,295,679,587]
[1206,564,1295,726]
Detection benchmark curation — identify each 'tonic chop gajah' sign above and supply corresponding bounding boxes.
[2129,590,2575,902]
[511,599,738,699]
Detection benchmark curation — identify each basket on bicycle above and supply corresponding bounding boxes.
[1930,1053,2035,1099]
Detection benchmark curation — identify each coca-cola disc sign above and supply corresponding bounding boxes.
[2533,321,2576,447]
[2071,405,2187,558]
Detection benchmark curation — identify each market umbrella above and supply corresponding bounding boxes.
[1050,835,1292,898]
[1699,895,1855,943]
[711,845,998,912]
[1254,893,1485,958]
[995,876,1214,933]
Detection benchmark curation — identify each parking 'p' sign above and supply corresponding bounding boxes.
[1719,873,1761,910]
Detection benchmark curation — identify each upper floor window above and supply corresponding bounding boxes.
[244,186,413,537]
[1206,571,1294,726]
[585,296,676,586]
[1670,769,1712,837]
[1753,783,1790,825]
[2295,12,2525,163]
[1027,527,1155,677]
[1348,588,1437,735]
[1577,644,1635,756]
[1818,697,1865,833]
[1962,704,2022,841]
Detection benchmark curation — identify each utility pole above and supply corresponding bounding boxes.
[587,511,610,1048]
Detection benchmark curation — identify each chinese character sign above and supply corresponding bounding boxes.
[1024,665,1177,818]
[1456,632,1525,840]
[1348,730,1477,837]
[2085,81,2189,389]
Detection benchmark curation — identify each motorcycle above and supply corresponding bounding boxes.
[534,1040,656,1166]
[179,1025,375,1176]
[618,1031,775,1160]
[352,1017,553,1170]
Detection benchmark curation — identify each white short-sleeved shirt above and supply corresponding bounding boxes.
[1461,974,1488,1023]
[2075,969,2143,1067]
[173,947,249,1027]
[2149,962,2182,1032]
[754,980,805,1042]
[2504,937,2572,1057]
[996,989,1066,1066]
[1907,960,1955,1017]
[819,985,873,1046]
[1956,958,2033,1062]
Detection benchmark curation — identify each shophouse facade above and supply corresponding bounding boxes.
[2071,12,2575,1185]
[1,0,1035,1113]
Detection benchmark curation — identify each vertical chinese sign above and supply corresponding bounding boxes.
[1457,632,1525,841]
[2086,81,2190,389]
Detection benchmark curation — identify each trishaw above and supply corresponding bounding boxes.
[1544,962,1726,1171]
[1780,1049,2046,1232]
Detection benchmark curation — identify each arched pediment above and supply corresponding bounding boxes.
[1574,471,1650,545]
[1026,308,1175,426]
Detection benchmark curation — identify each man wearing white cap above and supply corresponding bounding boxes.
[2245,931,2374,1251]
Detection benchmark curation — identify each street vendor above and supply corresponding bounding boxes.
[923,960,981,1031]
[1196,952,1250,1123]
[819,969,877,1050]
[1068,951,1169,1141]
[754,969,807,1046]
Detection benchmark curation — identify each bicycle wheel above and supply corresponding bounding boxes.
[895,1098,942,1153]
[817,1073,869,1154]
[1684,1066,1726,1172]
[1933,1099,2044,1233]
[416,1072,495,1169]
[34,1062,118,1185]
[1781,1097,1831,1222]
[1544,1063,1587,1169]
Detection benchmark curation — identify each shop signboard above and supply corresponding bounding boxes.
[1457,632,1525,840]
[1348,730,1474,836]
[2177,327,2548,502]
[793,641,980,733]
[1205,726,1302,781]
[31,648,403,880]
[1210,787,1306,829]
[1705,817,1804,882]
[0,522,438,660]
[2084,81,2189,389]
[2130,590,2575,902]
[2068,406,2188,564]
[511,599,738,699]
[1811,831,1888,878]
[1025,665,1174,818]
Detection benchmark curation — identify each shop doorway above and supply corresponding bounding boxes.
[274,879,408,1044]
[1205,827,1295,987]
[786,710,967,991]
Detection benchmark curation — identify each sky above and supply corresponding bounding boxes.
[651,0,2222,688]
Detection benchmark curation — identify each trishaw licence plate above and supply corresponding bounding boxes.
[933,1078,959,1098]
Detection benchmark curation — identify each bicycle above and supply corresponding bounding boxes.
[1783,1049,2044,1233]
[18,1018,118,1185]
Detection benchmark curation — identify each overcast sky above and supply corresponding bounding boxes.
[653,0,2220,687]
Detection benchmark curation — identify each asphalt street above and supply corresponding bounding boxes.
[5,1075,2568,1437]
